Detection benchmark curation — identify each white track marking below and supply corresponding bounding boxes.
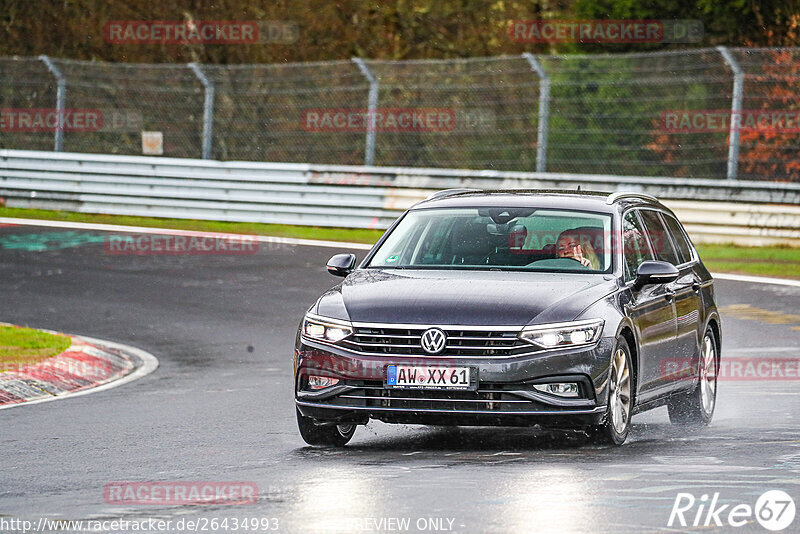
[712,272,800,288]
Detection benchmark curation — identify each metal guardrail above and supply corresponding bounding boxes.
[1,149,800,245]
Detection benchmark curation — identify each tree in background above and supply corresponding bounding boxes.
[576,1,798,179]
[0,0,796,64]
[574,0,798,49]
[737,48,800,181]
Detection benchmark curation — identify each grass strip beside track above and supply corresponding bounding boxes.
[696,244,800,280]
[0,325,72,372]
[0,207,384,244]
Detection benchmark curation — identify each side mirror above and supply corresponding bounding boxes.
[634,260,679,290]
[326,253,356,277]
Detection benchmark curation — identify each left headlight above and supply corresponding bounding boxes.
[302,313,353,343]
[519,319,604,349]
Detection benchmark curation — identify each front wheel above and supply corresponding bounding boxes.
[667,328,718,426]
[296,408,356,446]
[590,337,633,446]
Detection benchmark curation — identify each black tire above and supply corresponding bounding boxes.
[590,337,633,446]
[667,327,717,426]
[296,408,356,446]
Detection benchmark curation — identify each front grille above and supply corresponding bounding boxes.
[339,326,535,357]
[328,382,546,412]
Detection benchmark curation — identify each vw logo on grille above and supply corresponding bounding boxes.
[420,328,447,354]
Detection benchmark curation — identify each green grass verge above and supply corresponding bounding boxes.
[700,260,800,279]
[696,243,800,279]
[0,325,72,372]
[0,207,384,244]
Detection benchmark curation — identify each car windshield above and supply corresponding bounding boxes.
[368,207,613,272]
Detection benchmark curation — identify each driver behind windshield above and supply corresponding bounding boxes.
[556,230,600,270]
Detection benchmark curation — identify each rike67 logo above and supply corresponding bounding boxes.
[669,490,795,531]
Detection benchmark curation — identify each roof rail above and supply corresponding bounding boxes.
[425,188,481,201]
[605,191,659,205]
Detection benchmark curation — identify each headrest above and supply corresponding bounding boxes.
[450,222,501,257]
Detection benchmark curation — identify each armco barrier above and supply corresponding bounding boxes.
[2,149,800,246]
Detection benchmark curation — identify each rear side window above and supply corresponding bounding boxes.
[638,209,680,266]
[662,214,694,264]
[622,211,653,281]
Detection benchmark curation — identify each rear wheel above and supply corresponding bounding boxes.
[667,328,717,426]
[296,408,356,446]
[590,337,633,446]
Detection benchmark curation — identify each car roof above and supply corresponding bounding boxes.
[412,189,666,213]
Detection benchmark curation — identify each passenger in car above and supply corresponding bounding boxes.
[556,230,601,270]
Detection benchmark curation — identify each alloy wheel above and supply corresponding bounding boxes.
[699,334,717,416]
[609,347,631,435]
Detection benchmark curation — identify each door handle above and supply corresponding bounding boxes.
[670,281,701,293]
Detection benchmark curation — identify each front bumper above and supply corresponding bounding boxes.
[294,336,615,427]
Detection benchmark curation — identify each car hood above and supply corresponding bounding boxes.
[313,269,617,326]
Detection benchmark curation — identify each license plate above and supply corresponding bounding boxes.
[386,365,475,390]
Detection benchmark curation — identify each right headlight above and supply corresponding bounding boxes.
[302,313,353,343]
[519,319,604,349]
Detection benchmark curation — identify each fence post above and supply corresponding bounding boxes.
[522,53,550,173]
[189,62,215,160]
[716,46,744,181]
[352,57,378,166]
[38,55,66,152]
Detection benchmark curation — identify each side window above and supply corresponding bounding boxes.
[662,214,693,264]
[638,209,680,266]
[622,211,654,282]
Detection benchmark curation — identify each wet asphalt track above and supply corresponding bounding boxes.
[1,223,799,533]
